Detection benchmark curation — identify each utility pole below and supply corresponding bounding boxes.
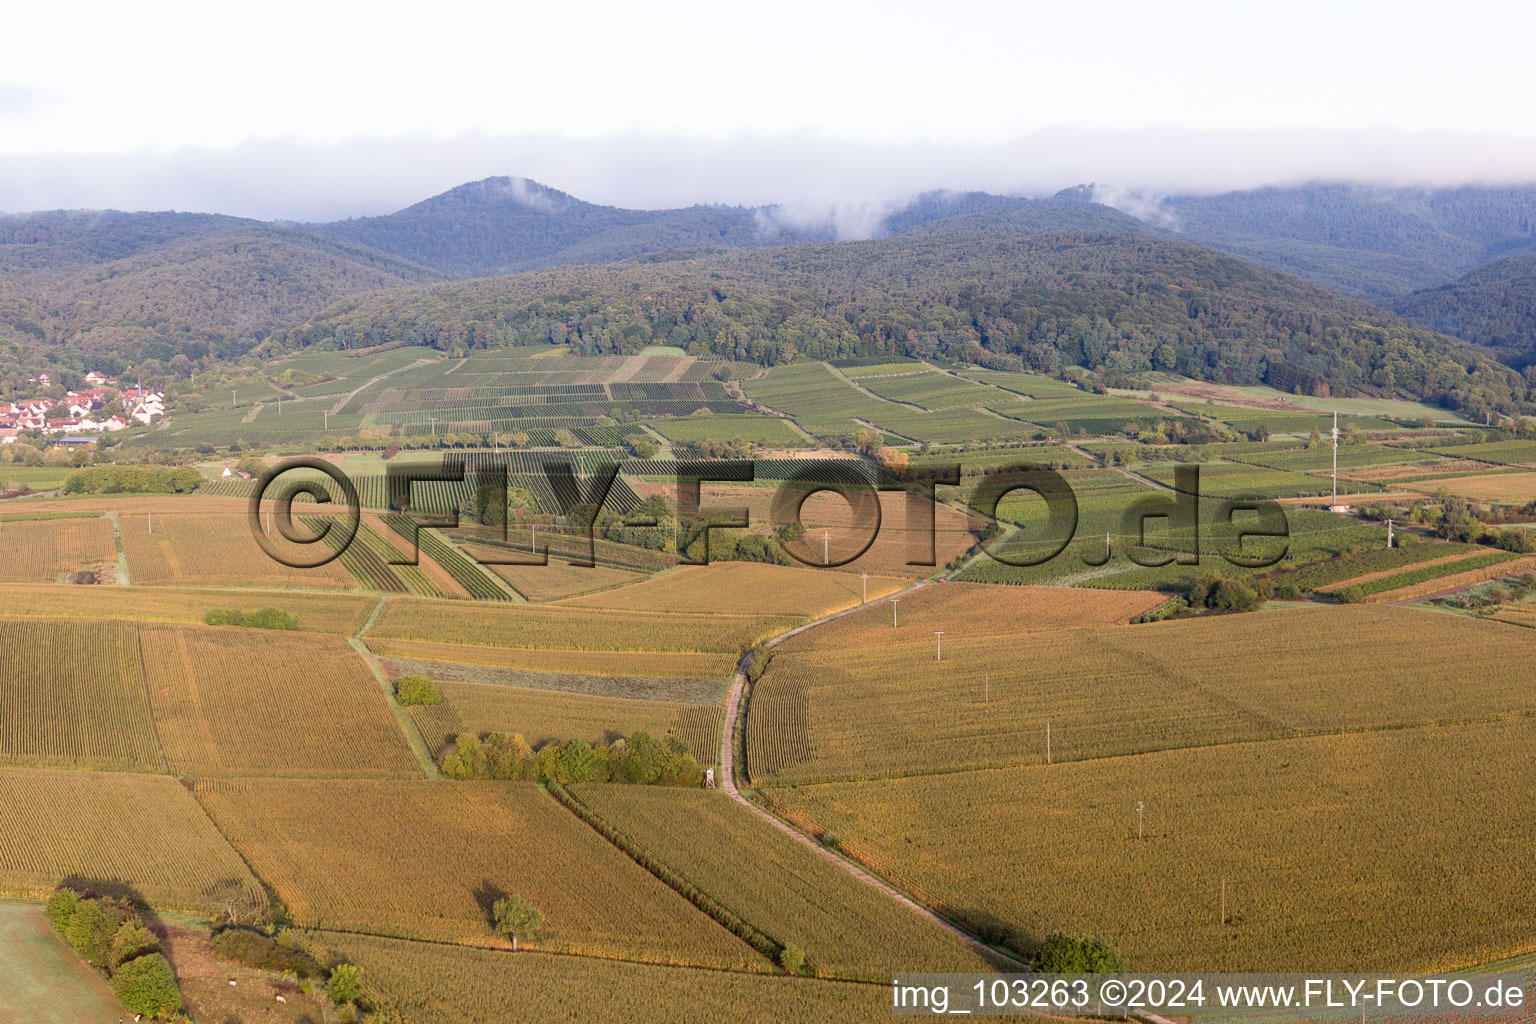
[147,511,153,535]
[1135,801,1144,841]
[1330,411,1339,510]
[823,529,830,565]
[1386,518,1394,548]
[891,599,898,628]
[323,410,329,431]
[861,571,869,603]
[1046,722,1051,765]
[530,523,539,553]
[933,631,944,661]
[232,389,237,408]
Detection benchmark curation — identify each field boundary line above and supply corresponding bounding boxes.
[720,582,1028,970]
[825,362,932,413]
[349,597,441,778]
[105,509,130,584]
[1065,443,1178,493]
[132,622,172,773]
[328,356,437,416]
[546,782,784,972]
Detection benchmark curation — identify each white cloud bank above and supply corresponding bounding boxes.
[6,127,1536,228]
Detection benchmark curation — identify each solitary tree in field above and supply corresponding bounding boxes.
[493,894,544,951]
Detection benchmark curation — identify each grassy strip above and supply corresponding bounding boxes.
[0,509,103,522]
[1337,550,1519,601]
[1264,542,1481,592]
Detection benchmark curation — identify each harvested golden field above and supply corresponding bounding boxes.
[747,605,1536,783]
[0,617,162,771]
[119,507,356,589]
[765,718,1536,972]
[792,490,985,576]
[409,680,723,760]
[567,785,1001,980]
[140,623,420,777]
[1364,555,1536,603]
[1403,471,1536,502]
[196,779,761,968]
[305,933,905,1024]
[1339,458,1494,482]
[557,562,905,618]
[369,598,794,652]
[0,516,117,582]
[466,555,643,602]
[366,638,738,679]
[0,767,265,914]
[0,583,376,633]
[1492,605,1536,630]
[779,581,1166,653]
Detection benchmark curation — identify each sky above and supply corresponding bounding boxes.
[3,0,1536,220]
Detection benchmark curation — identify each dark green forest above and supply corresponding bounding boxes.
[1166,184,1536,301]
[7,177,1536,417]
[1391,253,1536,365]
[0,221,441,371]
[312,177,828,277]
[277,231,1532,416]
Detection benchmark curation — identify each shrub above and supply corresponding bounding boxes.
[62,465,203,495]
[44,888,82,929]
[778,945,807,975]
[210,928,324,979]
[1496,528,1535,554]
[78,900,137,966]
[112,953,182,1017]
[203,607,298,630]
[1208,578,1263,612]
[110,922,161,970]
[395,674,442,706]
[64,898,104,957]
[326,963,364,1005]
[1033,933,1126,973]
[242,607,299,630]
[818,831,840,849]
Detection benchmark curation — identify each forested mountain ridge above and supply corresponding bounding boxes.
[0,209,257,270]
[276,230,1532,416]
[312,176,831,276]
[1391,253,1536,365]
[8,176,1536,415]
[0,222,442,371]
[310,178,1148,277]
[1151,184,1536,302]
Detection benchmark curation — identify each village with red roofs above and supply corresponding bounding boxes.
[0,370,163,444]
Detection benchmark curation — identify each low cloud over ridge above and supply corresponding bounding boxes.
[6,127,1536,229]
